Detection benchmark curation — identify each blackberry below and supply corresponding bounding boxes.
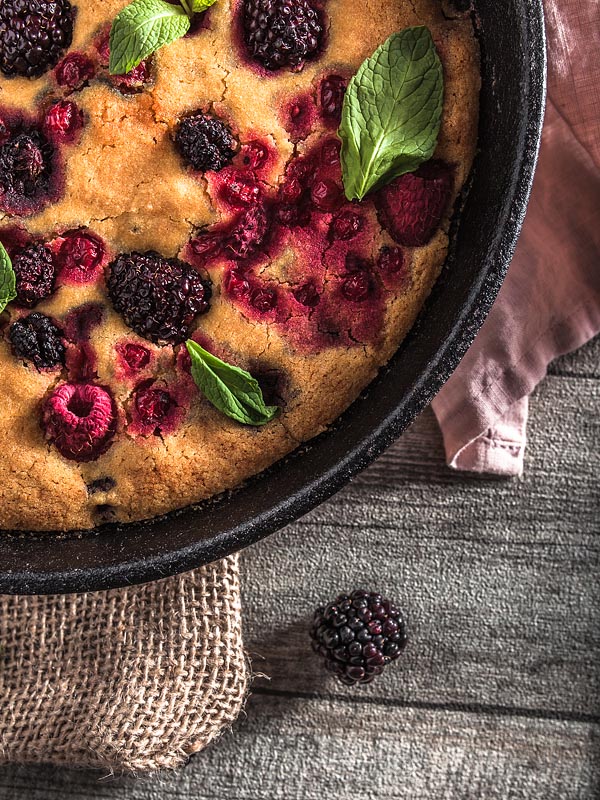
[311,589,407,685]
[242,0,324,72]
[12,243,56,307]
[107,251,211,344]
[175,112,236,173]
[0,0,74,78]
[0,129,54,210]
[8,312,65,369]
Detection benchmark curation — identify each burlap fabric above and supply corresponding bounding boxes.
[0,555,248,772]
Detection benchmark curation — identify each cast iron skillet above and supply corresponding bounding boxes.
[0,0,546,595]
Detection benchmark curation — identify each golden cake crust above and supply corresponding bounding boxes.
[0,0,479,530]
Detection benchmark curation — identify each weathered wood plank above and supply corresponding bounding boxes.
[0,696,598,799]
[239,376,600,715]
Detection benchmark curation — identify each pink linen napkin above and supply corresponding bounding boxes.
[431,0,600,476]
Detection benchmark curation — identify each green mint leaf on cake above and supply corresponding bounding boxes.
[191,0,217,11]
[109,0,192,75]
[186,340,279,426]
[0,242,17,314]
[339,26,444,201]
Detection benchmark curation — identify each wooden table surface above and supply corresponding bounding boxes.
[1,337,598,800]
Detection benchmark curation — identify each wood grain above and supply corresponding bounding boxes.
[0,337,598,799]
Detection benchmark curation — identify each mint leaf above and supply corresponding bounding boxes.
[186,340,279,426]
[0,242,16,314]
[109,0,191,75]
[191,0,217,11]
[339,26,444,201]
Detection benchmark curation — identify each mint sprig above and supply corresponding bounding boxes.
[0,242,17,314]
[109,0,217,76]
[339,26,444,201]
[186,340,279,426]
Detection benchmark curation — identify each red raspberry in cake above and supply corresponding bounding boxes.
[12,243,56,307]
[54,53,96,90]
[331,210,363,241]
[241,0,324,72]
[240,139,270,171]
[133,383,175,431]
[176,112,236,173]
[43,101,83,142]
[223,268,252,300]
[293,281,320,308]
[216,170,261,210]
[57,230,105,283]
[42,382,117,462]
[341,271,372,302]
[375,161,454,247]
[227,205,271,259]
[0,0,74,78]
[377,246,405,274]
[319,75,346,126]
[112,59,152,93]
[250,284,278,313]
[116,341,152,375]
[320,137,341,167]
[311,178,342,212]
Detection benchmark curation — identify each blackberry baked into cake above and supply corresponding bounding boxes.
[0,0,479,530]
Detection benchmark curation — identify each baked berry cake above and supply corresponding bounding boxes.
[0,0,478,531]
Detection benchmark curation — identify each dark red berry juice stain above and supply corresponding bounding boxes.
[0,224,30,257]
[187,134,387,349]
[63,302,104,342]
[282,92,317,141]
[55,229,106,284]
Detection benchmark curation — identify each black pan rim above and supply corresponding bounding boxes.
[0,1,547,594]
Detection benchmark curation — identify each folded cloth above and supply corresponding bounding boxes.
[432,0,600,476]
[0,556,248,773]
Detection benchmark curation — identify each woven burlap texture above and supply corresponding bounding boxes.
[0,555,248,773]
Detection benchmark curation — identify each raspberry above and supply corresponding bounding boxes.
[43,100,83,141]
[331,210,362,241]
[311,589,408,685]
[375,161,454,247]
[0,0,74,78]
[107,251,211,344]
[293,281,320,307]
[240,139,269,171]
[217,171,261,209]
[341,271,371,302]
[54,52,96,90]
[8,312,65,369]
[116,341,151,373]
[227,205,270,259]
[133,383,176,431]
[319,75,346,124]
[320,137,341,166]
[57,230,105,283]
[223,268,252,300]
[0,129,54,211]
[250,285,278,313]
[42,382,117,462]
[242,0,324,71]
[175,112,236,172]
[111,59,151,93]
[12,243,56,307]
[377,246,404,274]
